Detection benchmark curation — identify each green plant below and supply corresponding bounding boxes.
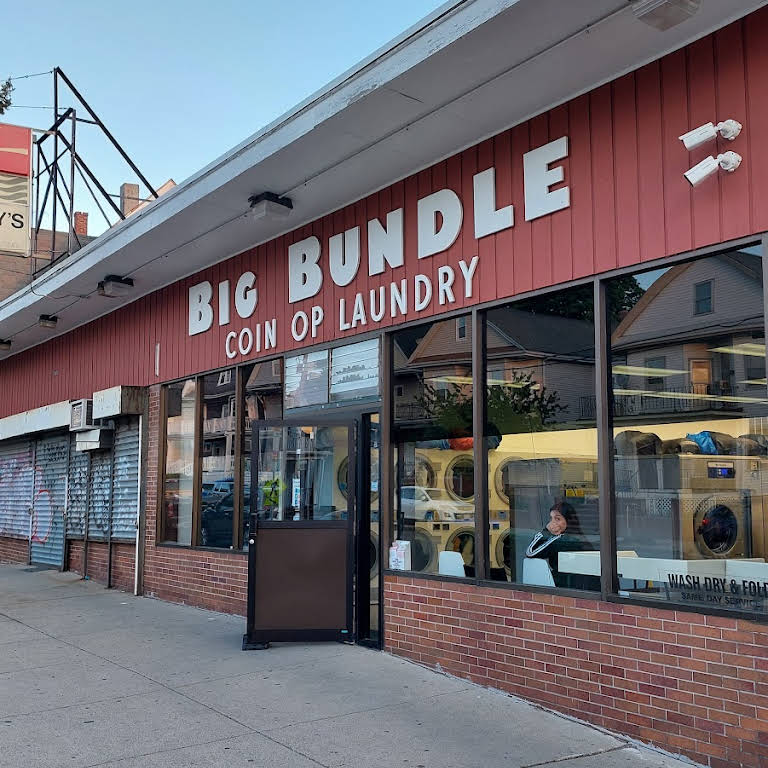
[415,370,563,437]
[0,78,13,116]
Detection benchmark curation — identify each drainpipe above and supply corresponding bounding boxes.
[134,405,149,596]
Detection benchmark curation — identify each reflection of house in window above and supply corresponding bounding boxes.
[612,250,765,417]
[456,316,467,340]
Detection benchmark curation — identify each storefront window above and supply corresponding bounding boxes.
[285,340,380,410]
[162,379,196,545]
[608,246,768,615]
[393,316,475,576]
[242,359,283,547]
[486,287,600,590]
[285,351,329,409]
[330,339,379,401]
[199,370,236,548]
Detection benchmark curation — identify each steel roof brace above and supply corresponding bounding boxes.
[31,68,159,273]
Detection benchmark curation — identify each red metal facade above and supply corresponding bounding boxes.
[2,12,768,418]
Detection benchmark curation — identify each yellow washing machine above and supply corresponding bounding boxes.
[675,455,763,559]
[411,520,443,572]
[442,523,476,569]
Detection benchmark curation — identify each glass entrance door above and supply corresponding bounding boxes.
[243,421,354,647]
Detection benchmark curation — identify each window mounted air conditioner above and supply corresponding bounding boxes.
[70,399,95,431]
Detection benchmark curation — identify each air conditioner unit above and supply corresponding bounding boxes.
[75,428,114,452]
[70,399,95,431]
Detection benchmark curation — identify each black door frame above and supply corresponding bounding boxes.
[243,409,382,648]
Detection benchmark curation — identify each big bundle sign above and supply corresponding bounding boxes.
[188,136,571,360]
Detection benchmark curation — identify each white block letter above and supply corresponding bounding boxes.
[329,227,360,286]
[264,319,276,349]
[458,256,479,299]
[225,331,237,359]
[473,167,513,239]
[189,281,213,336]
[523,136,570,221]
[390,279,407,318]
[414,274,432,312]
[218,280,230,326]
[437,265,455,305]
[311,305,324,338]
[292,311,309,342]
[288,236,323,303]
[235,271,258,319]
[368,209,404,276]
[417,189,462,260]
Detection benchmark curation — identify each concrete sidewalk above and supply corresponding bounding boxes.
[0,564,695,768]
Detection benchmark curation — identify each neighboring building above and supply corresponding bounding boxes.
[2,4,768,767]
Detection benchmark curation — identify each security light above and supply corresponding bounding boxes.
[0,339,11,351]
[684,152,742,187]
[98,275,135,298]
[38,314,58,329]
[632,0,700,31]
[679,120,743,150]
[249,192,293,221]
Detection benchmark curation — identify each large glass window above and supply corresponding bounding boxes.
[162,379,196,545]
[242,359,283,546]
[486,287,600,590]
[393,316,475,576]
[608,246,768,615]
[199,370,236,548]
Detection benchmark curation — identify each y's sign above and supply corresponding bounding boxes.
[0,124,32,177]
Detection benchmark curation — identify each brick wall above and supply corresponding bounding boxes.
[66,540,135,592]
[0,253,30,303]
[384,574,768,768]
[142,385,247,615]
[0,535,28,564]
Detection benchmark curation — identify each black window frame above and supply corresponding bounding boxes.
[694,279,713,315]
[382,234,768,622]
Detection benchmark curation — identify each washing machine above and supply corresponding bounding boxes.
[442,523,476,569]
[408,520,442,572]
[444,453,475,503]
[675,455,761,559]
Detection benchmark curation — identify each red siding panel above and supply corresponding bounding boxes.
[660,49,693,256]
[612,73,641,269]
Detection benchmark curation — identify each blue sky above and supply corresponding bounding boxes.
[4,0,446,233]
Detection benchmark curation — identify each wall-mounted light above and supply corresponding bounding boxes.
[38,314,58,329]
[248,191,293,221]
[684,151,742,187]
[632,0,700,31]
[98,274,135,298]
[679,120,742,150]
[0,339,11,351]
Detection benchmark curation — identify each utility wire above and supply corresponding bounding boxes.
[9,70,53,81]
[5,104,54,110]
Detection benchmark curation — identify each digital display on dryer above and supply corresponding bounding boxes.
[707,462,735,479]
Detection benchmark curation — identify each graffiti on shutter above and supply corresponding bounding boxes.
[30,435,69,566]
[0,440,34,538]
[112,418,139,539]
[88,450,112,540]
[66,436,89,537]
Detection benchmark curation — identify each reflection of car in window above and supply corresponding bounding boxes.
[202,479,234,504]
[401,486,473,521]
[201,492,234,547]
